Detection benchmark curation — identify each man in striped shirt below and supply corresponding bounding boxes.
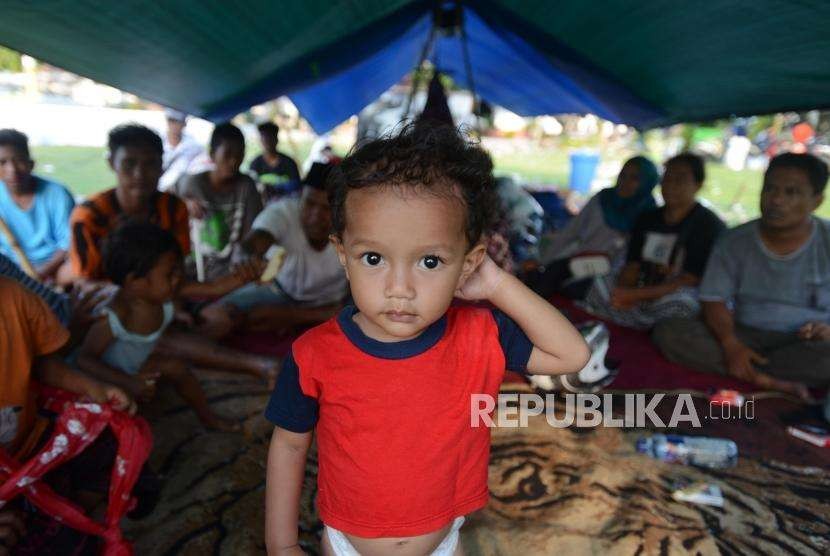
[69,124,190,282]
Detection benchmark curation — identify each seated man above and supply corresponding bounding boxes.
[200,162,347,339]
[69,123,191,283]
[158,108,207,193]
[248,122,300,198]
[653,153,830,398]
[0,129,75,283]
[581,153,726,329]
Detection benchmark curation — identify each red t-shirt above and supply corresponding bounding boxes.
[265,305,532,538]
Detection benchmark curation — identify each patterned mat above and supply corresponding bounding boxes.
[123,372,830,555]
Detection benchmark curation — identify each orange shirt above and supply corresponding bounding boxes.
[69,188,190,280]
[0,277,69,451]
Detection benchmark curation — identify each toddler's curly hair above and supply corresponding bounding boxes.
[327,123,500,248]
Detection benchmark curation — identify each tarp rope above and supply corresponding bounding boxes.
[403,25,437,122]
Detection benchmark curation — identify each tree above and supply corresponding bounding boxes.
[0,46,22,72]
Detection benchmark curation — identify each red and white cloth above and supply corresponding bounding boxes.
[0,386,152,556]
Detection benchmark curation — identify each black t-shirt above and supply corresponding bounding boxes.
[626,203,726,286]
[249,152,300,189]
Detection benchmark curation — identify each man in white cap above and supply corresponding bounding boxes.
[159,108,206,192]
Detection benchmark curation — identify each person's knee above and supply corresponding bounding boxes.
[651,318,690,351]
[159,358,190,381]
[199,302,237,339]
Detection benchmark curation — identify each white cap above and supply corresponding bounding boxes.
[164,108,188,122]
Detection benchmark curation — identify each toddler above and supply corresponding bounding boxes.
[264,125,590,556]
[77,221,238,431]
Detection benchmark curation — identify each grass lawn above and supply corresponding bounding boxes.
[31,145,112,198]
[490,148,570,185]
[30,143,317,198]
[31,144,830,224]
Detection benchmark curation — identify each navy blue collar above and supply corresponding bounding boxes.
[337,305,447,359]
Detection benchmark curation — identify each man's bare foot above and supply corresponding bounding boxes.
[200,413,242,432]
[788,383,815,403]
[751,372,813,402]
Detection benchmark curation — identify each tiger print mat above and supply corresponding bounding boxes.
[123,371,830,555]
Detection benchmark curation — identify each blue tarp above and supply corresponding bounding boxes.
[290,15,434,133]
[290,9,662,133]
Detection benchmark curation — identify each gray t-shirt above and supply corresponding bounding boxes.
[176,171,263,281]
[252,197,346,304]
[699,217,830,332]
[540,195,628,269]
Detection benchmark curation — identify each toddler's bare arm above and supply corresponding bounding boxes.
[266,426,312,555]
[460,254,590,376]
[490,270,590,375]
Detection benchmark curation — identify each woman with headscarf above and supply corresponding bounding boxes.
[528,155,660,299]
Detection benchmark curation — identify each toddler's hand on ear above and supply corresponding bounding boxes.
[455,255,507,301]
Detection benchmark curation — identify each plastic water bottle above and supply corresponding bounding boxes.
[636,434,738,469]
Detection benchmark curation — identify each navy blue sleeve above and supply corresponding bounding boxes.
[491,309,534,374]
[264,351,319,433]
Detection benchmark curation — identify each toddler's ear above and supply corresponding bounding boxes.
[330,234,350,279]
[459,242,487,283]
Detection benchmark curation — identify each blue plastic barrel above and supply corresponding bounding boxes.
[568,152,600,194]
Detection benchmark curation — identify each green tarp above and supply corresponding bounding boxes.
[1,1,829,128]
